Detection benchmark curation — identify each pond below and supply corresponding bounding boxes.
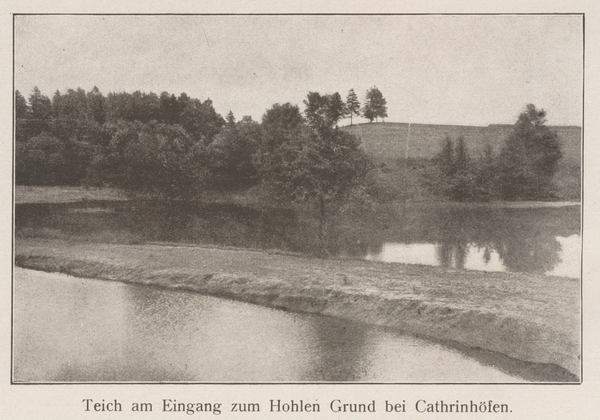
[14,268,532,383]
[15,200,581,278]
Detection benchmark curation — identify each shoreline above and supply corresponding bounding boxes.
[15,239,580,382]
[15,185,581,209]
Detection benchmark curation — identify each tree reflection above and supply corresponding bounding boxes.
[300,316,373,381]
[430,207,577,275]
[16,200,580,276]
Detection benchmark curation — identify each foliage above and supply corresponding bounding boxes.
[303,92,346,130]
[362,86,388,123]
[261,102,304,134]
[88,121,208,200]
[258,122,372,217]
[27,87,53,136]
[179,98,225,143]
[16,87,225,186]
[432,136,480,201]
[226,110,236,125]
[15,90,31,143]
[16,133,67,185]
[431,105,563,202]
[208,119,262,190]
[497,104,562,200]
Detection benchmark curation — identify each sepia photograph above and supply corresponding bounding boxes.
[12,14,582,385]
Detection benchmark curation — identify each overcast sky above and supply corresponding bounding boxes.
[15,14,583,126]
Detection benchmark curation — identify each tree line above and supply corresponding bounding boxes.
[15,87,375,224]
[15,86,563,207]
[432,104,563,201]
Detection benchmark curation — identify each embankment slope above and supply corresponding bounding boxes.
[15,239,580,381]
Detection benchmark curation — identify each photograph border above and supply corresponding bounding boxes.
[10,11,585,387]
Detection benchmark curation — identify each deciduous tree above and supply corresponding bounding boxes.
[362,86,388,123]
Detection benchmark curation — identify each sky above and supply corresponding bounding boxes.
[14,14,583,126]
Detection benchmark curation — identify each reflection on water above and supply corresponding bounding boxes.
[367,234,579,278]
[14,268,530,383]
[15,200,581,277]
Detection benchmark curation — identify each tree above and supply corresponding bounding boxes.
[452,136,473,201]
[208,118,261,190]
[261,103,304,135]
[89,121,208,200]
[159,92,180,125]
[433,135,455,198]
[15,90,31,143]
[258,118,372,247]
[86,86,106,125]
[362,86,388,123]
[16,133,67,185]
[346,89,360,125]
[240,115,255,124]
[28,86,52,135]
[303,91,346,130]
[226,110,236,125]
[326,92,346,128]
[432,136,475,201]
[497,104,562,200]
[179,98,225,144]
[472,143,497,201]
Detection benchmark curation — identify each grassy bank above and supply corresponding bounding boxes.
[15,186,127,204]
[15,238,580,382]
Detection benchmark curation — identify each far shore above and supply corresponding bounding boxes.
[14,185,582,209]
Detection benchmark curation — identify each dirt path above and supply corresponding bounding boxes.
[15,238,580,381]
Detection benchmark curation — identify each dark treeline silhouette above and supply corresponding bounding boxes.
[15,87,226,187]
[431,104,563,201]
[15,87,374,224]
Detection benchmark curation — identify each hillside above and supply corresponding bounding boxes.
[341,122,582,201]
[341,122,581,164]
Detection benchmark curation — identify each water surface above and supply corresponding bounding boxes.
[14,268,528,383]
[15,201,581,278]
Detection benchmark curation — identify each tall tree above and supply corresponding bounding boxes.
[346,89,361,125]
[159,92,180,125]
[362,86,388,123]
[434,135,455,198]
[86,86,106,125]
[261,102,304,134]
[452,136,472,201]
[327,92,346,128]
[226,110,236,125]
[15,90,31,143]
[303,91,346,130]
[258,107,372,247]
[497,104,562,200]
[179,98,226,144]
[209,117,261,190]
[28,86,52,135]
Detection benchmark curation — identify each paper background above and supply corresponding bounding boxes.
[2,1,598,418]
